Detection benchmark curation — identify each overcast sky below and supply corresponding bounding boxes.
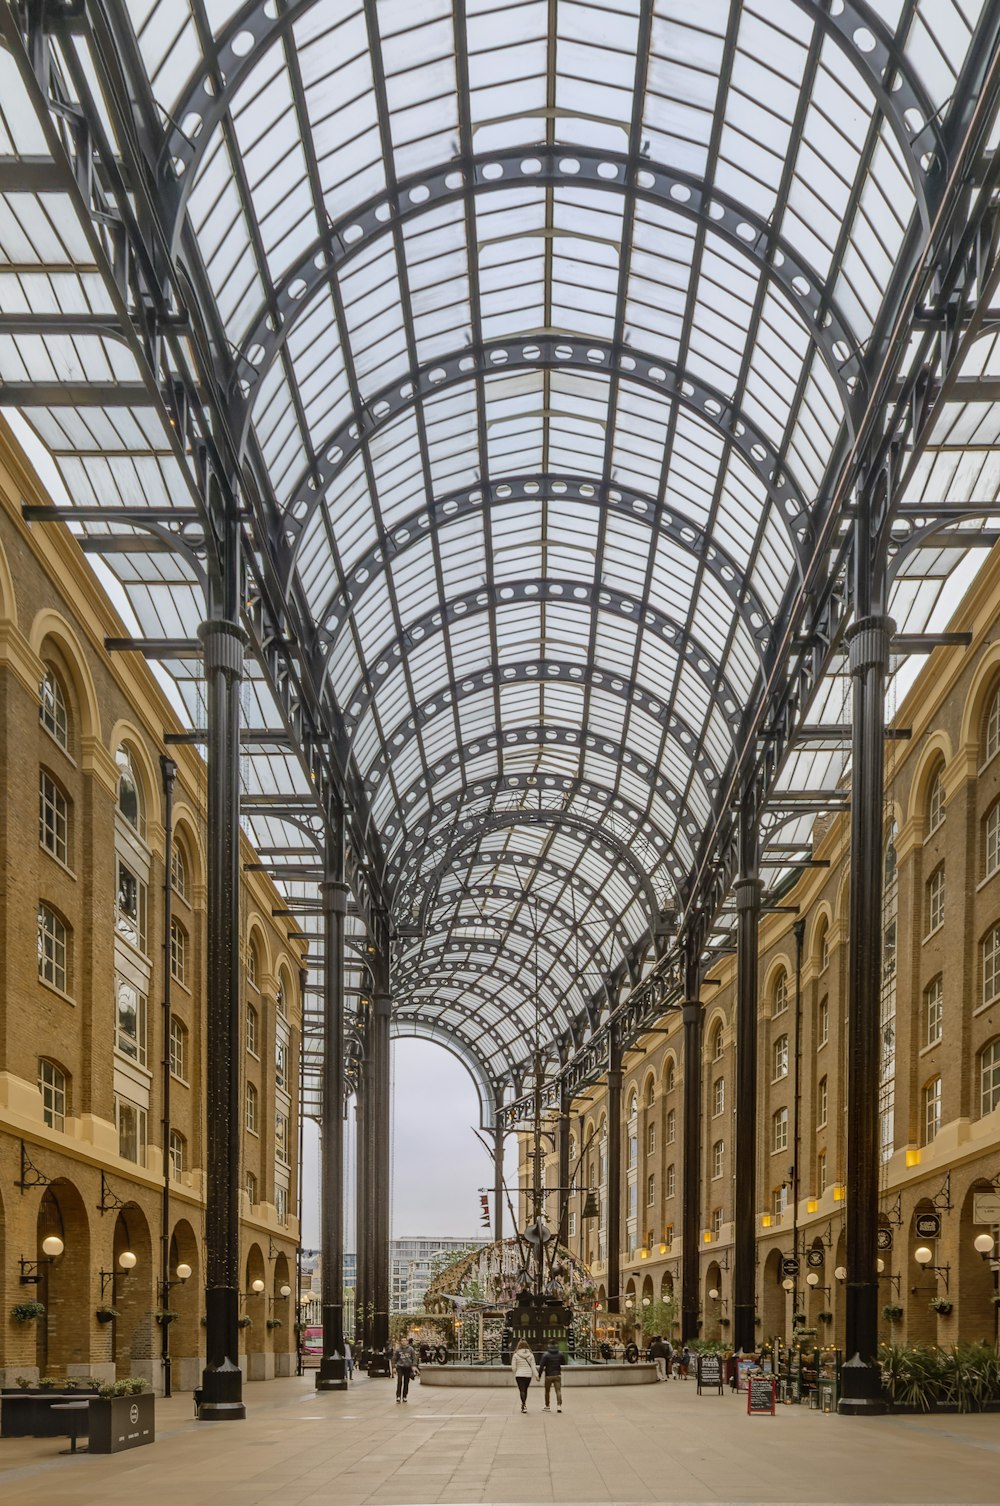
[301,1037,518,1252]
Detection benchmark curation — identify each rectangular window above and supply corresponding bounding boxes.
[646,1172,655,1206]
[568,1211,577,1239]
[711,1207,723,1236]
[817,1076,828,1128]
[38,1059,66,1131]
[116,977,147,1067]
[39,771,68,864]
[246,1082,258,1135]
[276,1110,289,1165]
[647,1122,655,1156]
[169,1130,184,1179]
[116,860,147,953]
[275,1038,288,1090]
[772,1106,789,1153]
[666,1164,676,1198]
[712,1077,725,1117]
[276,1187,288,1225]
[116,1097,147,1164]
[772,1185,787,1219]
[924,977,943,1046]
[923,1078,942,1144]
[987,804,1000,879]
[170,919,187,986]
[773,1034,788,1080]
[982,1041,1000,1116]
[817,1151,827,1195]
[37,903,69,993]
[246,1170,258,1205]
[712,1139,723,1178]
[666,1108,676,1143]
[246,1003,258,1057]
[927,867,945,934]
[818,996,829,1047]
[985,927,1000,1006]
[169,1015,187,1081]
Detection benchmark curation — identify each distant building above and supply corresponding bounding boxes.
[390,1236,488,1314]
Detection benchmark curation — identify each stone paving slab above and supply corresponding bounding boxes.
[2,1373,1000,1505]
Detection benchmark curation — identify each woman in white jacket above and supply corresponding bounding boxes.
[511,1339,539,1413]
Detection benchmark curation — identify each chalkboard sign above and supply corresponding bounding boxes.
[747,1373,776,1415]
[697,1354,723,1394]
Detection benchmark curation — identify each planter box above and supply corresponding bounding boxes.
[87,1393,155,1453]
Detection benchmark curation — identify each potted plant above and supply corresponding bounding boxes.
[266,1317,283,1330]
[882,1303,904,1324]
[89,1377,154,1454]
[96,1305,118,1324]
[792,1311,808,1326]
[817,1310,833,1324]
[10,1301,45,1323]
[930,1298,953,1316]
[718,1316,730,1328]
[238,1315,252,1329]
[154,1309,178,1325]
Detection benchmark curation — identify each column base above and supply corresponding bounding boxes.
[197,1358,246,1421]
[838,1355,886,1416]
[316,1355,349,1391]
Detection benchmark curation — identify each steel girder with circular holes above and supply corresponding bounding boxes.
[395,951,576,1030]
[414,809,662,935]
[380,723,703,891]
[321,474,774,659]
[398,933,599,1020]
[282,338,812,568]
[337,576,747,736]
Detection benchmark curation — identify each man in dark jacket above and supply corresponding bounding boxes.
[649,1335,669,1382]
[538,1344,564,1412]
[393,1337,418,1402]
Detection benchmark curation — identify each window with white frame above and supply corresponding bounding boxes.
[568,1210,577,1238]
[275,1036,288,1090]
[39,667,69,749]
[927,765,946,833]
[817,1076,828,1128]
[116,1097,146,1164]
[987,801,1000,880]
[712,1139,723,1178]
[818,924,830,972]
[986,683,1000,765]
[666,1107,676,1143]
[773,970,788,1014]
[772,1185,787,1219]
[38,1058,66,1130]
[711,1206,723,1236]
[116,977,147,1066]
[171,841,188,901]
[665,1062,675,1092]
[711,1024,724,1061]
[170,918,188,986]
[115,746,145,839]
[712,1077,725,1117]
[981,1039,1000,1117]
[245,1170,258,1205]
[247,941,258,989]
[927,866,945,934]
[169,1015,187,1081]
[646,1172,655,1205]
[37,903,69,993]
[276,1186,288,1225]
[817,1150,827,1195]
[818,996,829,1046]
[924,977,943,1046]
[647,1122,655,1156]
[39,770,69,865]
[666,1163,676,1198]
[246,1081,258,1135]
[772,1106,789,1153]
[773,1033,788,1080]
[246,1002,259,1057]
[983,925,1000,1006]
[276,1110,290,1165]
[169,1129,185,1179]
[116,859,148,953]
[923,1077,942,1144]
[645,1078,655,1107]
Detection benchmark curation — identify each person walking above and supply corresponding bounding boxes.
[649,1335,667,1382]
[510,1338,539,1413]
[393,1335,418,1402]
[345,1339,354,1382]
[679,1344,692,1380]
[538,1342,563,1412]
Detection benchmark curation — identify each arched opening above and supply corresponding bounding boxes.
[703,1260,722,1343]
[805,1240,830,1330]
[272,1252,293,1376]
[761,1248,785,1346]
[833,1229,846,1353]
[958,1183,998,1345]
[245,1244,268,1379]
[34,1181,90,1378]
[168,1219,201,1392]
[903,1200,939,1346]
[111,1203,154,1385]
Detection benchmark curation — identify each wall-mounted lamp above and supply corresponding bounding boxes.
[805,1271,830,1298]
[100,1250,138,1298]
[19,1235,65,1284]
[781,1277,794,1293]
[834,1266,847,1282]
[157,1261,192,1304]
[914,1245,950,1292]
[974,1232,996,1260]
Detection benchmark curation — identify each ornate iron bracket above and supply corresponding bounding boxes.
[97,1172,126,1216]
[15,1140,52,1194]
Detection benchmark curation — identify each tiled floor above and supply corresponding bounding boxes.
[2,1372,1000,1506]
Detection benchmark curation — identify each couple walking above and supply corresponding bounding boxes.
[511,1339,563,1413]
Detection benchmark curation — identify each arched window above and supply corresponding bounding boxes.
[665,1061,676,1093]
[246,1081,258,1134]
[923,1077,942,1144]
[247,939,259,989]
[37,902,70,994]
[171,841,188,902]
[981,1040,1000,1117]
[169,1130,185,1179]
[985,682,1000,765]
[115,745,145,838]
[39,666,69,750]
[711,1023,724,1061]
[982,924,1000,1007]
[169,1016,188,1081]
[627,1093,638,1170]
[276,979,287,1017]
[772,1034,789,1080]
[927,763,946,833]
[773,969,789,1013]
[170,918,188,986]
[645,1077,655,1108]
[38,1058,66,1130]
[985,803,1000,880]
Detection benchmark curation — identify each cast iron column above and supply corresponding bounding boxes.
[606,1032,623,1314]
[198,497,247,1421]
[493,1121,505,1246]
[681,947,702,1344]
[557,1084,571,1246]
[840,608,893,1415]
[733,786,762,1353]
[354,1078,367,1352]
[317,821,348,1390]
[369,983,391,1366]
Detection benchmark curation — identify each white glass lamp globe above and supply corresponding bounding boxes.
[876,1259,885,1274]
[834,1266,847,1281]
[914,1246,933,1266]
[176,1262,192,1281]
[708,1288,719,1300]
[118,1250,137,1270]
[806,1272,819,1287]
[251,1278,265,1294]
[781,1277,794,1292]
[280,1284,292,1298]
[41,1236,64,1258]
[974,1233,994,1255]
[641,1296,651,1307]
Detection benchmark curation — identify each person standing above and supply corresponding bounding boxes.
[538,1343,564,1412]
[510,1339,539,1413]
[345,1339,354,1382]
[649,1335,667,1382]
[393,1335,418,1402]
[679,1344,691,1380]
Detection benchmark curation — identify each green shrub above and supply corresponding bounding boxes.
[880,1343,1000,1413]
[10,1301,45,1323]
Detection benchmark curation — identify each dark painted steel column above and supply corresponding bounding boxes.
[354,1078,367,1352]
[198,498,246,1421]
[369,983,391,1366]
[840,609,893,1416]
[606,1033,623,1314]
[493,1122,505,1246]
[733,788,762,1353]
[557,1085,571,1246]
[681,947,703,1344]
[317,821,348,1390]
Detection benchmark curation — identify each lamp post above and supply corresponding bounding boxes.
[19,1235,65,1284]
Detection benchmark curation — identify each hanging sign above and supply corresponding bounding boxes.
[973,1192,1000,1224]
[781,1256,800,1278]
[915,1212,941,1239]
[877,1227,893,1251]
[696,1353,723,1395]
[806,1248,825,1268]
[747,1373,776,1415]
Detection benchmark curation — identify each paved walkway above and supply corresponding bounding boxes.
[2,1372,1000,1505]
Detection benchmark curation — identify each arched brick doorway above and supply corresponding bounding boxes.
[112,1203,155,1385]
[35,1181,91,1378]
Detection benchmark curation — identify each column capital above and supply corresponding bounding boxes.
[734,876,762,913]
[682,999,701,1025]
[320,879,349,915]
[198,618,248,674]
[846,615,895,675]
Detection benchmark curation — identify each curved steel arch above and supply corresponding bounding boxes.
[368,658,727,820]
[388,1015,498,1126]
[324,474,774,658]
[396,954,578,1034]
[228,150,863,415]
[161,0,941,251]
[287,338,811,565]
[381,724,699,888]
[415,810,660,936]
[338,576,748,734]
[410,908,627,996]
[391,998,531,1076]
